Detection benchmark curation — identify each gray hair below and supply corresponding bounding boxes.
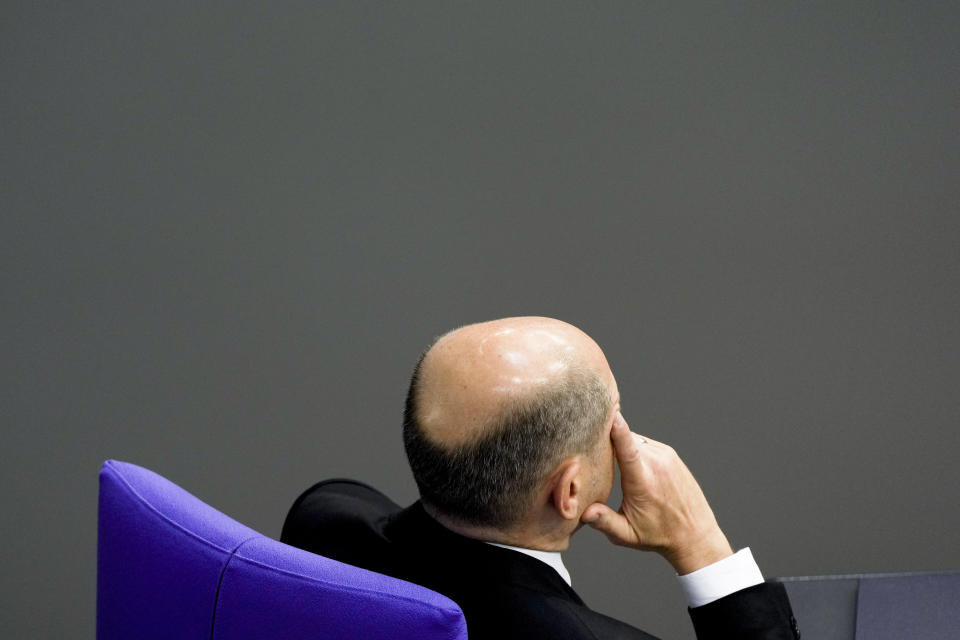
[402,357,613,529]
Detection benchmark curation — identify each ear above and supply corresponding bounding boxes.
[549,458,583,521]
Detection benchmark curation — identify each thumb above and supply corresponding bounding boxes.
[581,503,637,547]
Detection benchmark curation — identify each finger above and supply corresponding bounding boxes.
[619,419,663,449]
[636,434,665,448]
[581,503,637,547]
[610,414,654,466]
[609,413,638,462]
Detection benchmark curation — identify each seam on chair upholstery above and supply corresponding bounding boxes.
[209,535,262,640]
[104,461,253,554]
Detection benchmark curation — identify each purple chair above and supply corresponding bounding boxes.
[97,460,468,639]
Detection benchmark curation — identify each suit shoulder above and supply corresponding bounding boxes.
[280,478,401,565]
[464,585,660,640]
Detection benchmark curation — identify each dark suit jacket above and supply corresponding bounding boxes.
[281,479,799,640]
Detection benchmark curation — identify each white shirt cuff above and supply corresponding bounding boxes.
[676,547,765,608]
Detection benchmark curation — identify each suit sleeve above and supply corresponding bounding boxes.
[688,581,800,640]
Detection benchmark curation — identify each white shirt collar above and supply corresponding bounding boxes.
[485,542,572,586]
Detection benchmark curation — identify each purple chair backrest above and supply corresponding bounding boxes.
[97,460,468,639]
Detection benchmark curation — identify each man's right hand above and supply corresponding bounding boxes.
[581,412,734,575]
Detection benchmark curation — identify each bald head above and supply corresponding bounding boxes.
[403,317,616,528]
[417,317,613,446]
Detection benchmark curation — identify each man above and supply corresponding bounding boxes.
[282,317,798,639]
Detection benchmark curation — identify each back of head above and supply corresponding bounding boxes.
[402,317,614,530]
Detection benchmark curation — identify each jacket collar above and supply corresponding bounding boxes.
[385,501,584,604]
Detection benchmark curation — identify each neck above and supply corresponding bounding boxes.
[422,502,574,552]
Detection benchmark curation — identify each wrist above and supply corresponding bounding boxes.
[663,528,733,575]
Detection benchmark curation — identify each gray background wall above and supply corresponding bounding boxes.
[3,3,958,638]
